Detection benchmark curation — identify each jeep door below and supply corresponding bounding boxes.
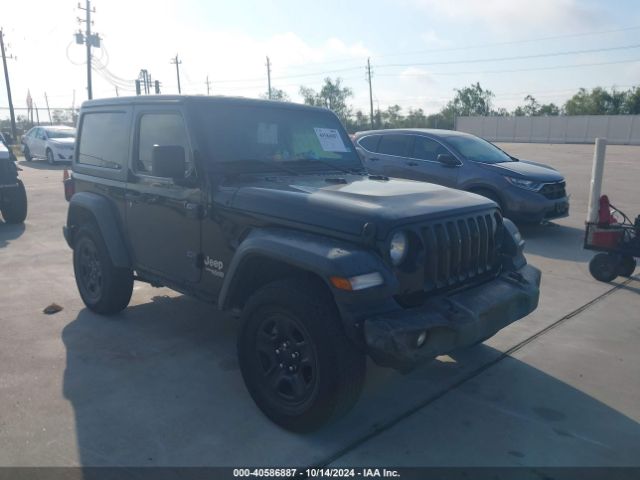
[400,134,461,187]
[126,108,203,283]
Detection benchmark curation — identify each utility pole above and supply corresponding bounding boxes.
[266,56,272,99]
[366,58,374,129]
[206,75,211,95]
[44,92,52,124]
[0,28,17,142]
[170,54,182,94]
[77,0,98,100]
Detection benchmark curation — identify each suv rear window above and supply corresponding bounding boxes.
[378,134,413,157]
[78,112,129,169]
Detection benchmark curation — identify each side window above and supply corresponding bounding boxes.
[36,129,46,140]
[137,113,191,176]
[412,136,448,161]
[78,112,129,169]
[357,135,381,153]
[378,134,413,157]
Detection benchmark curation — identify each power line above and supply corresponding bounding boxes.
[375,57,640,77]
[375,43,640,69]
[370,24,640,61]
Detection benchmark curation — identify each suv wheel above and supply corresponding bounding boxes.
[24,146,32,162]
[46,149,55,165]
[73,225,133,314]
[0,180,28,224]
[238,278,365,432]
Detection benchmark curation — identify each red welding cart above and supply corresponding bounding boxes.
[584,195,638,282]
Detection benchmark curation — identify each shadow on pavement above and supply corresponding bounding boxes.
[62,294,640,467]
[518,222,591,262]
[0,221,26,248]
[17,159,70,171]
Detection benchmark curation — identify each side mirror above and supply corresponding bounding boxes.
[152,145,185,178]
[437,153,461,167]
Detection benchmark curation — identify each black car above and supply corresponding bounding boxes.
[354,129,569,223]
[63,96,540,431]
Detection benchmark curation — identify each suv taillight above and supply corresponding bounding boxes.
[63,169,75,201]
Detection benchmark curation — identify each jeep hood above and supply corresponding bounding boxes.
[227,175,495,239]
[479,159,563,182]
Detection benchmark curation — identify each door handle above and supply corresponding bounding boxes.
[369,157,380,162]
[145,194,160,204]
[406,161,419,166]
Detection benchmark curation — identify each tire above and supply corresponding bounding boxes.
[589,253,619,283]
[238,278,366,432]
[72,224,133,314]
[46,149,55,165]
[24,146,33,161]
[0,179,28,224]
[618,255,636,277]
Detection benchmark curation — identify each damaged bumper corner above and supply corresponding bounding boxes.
[364,264,541,371]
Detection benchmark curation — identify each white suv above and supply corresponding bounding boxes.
[23,126,76,164]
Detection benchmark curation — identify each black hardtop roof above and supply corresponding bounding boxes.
[81,95,330,114]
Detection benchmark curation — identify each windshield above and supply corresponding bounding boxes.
[445,135,513,164]
[46,129,76,139]
[190,103,362,174]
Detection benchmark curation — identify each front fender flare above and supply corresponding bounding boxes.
[218,228,398,310]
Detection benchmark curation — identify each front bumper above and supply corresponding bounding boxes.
[503,186,569,223]
[363,264,541,371]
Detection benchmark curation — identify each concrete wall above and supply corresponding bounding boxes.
[456,115,640,145]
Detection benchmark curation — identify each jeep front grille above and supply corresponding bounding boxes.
[539,181,566,200]
[421,212,502,292]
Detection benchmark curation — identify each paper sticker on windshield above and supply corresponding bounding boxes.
[314,128,348,152]
[257,123,278,144]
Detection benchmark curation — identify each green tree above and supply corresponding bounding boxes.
[563,87,627,115]
[299,77,353,124]
[448,82,494,116]
[624,86,640,114]
[261,88,290,102]
[404,108,428,128]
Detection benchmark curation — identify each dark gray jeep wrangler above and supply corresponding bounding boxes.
[63,96,540,432]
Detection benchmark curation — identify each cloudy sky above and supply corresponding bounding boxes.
[1,0,639,119]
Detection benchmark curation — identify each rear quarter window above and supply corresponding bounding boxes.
[77,111,129,170]
[357,135,380,152]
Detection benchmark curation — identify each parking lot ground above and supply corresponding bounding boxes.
[0,143,638,468]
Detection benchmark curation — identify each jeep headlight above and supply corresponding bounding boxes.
[504,176,542,191]
[389,231,408,266]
